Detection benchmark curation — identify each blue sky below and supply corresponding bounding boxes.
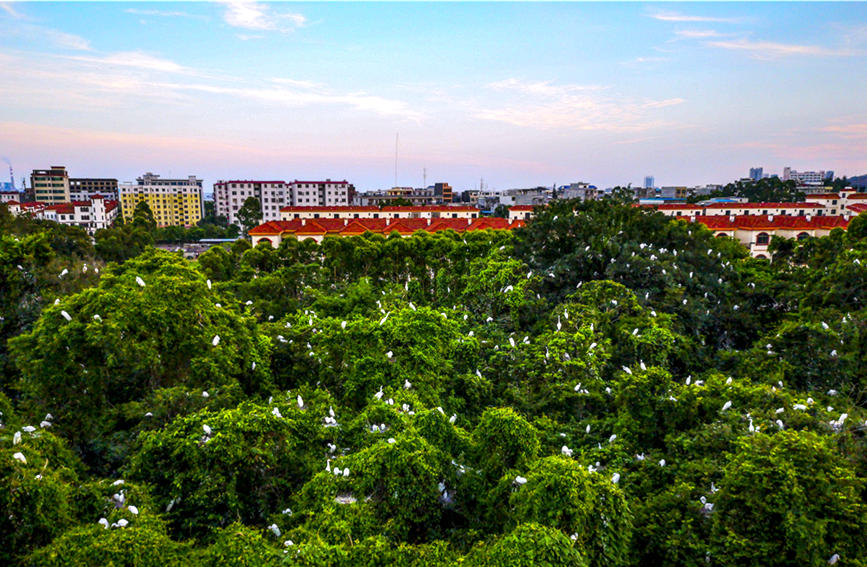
[1,2,866,191]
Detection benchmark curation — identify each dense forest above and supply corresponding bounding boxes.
[1,199,866,566]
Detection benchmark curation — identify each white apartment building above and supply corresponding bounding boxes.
[7,195,119,234]
[782,167,832,186]
[289,179,351,207]
[213,180,288,226]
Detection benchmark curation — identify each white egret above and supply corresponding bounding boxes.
[515,476,527,485]
[212,335,220,346]
[13,452,26,463]
[98,518,109,529]
[128,505,139,515]
[203,424,212,435]
[611,473,620,484]
[135,276,145,287]
[61,310,72,321]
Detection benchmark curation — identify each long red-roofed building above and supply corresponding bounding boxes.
[6,195,118,234]
[249,213,524,247]
[678,214,850,258]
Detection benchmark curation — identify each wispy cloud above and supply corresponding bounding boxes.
[707,39,857,58]
[124,8,208,21]
[219,0,306,32]
[476,78,685,132]
[650,11,740,24]
[823,123,867,137]
[0,2,24,19]
[44,29,91,51]
[675,29,725,39]
[66,51,189,74]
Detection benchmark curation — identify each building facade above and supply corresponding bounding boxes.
[213,180,288,226]
[118,173,203,227]
[69,178,118,201]
[7,195,118,234]
[289,179,352,207]
[30,166,70,204]
[280,205,480,222]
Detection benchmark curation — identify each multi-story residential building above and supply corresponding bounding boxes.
[357,187,437,206]
[289,179,352,207]
[213,180,288,226]
[6,195,118,234]
[1,191,24,203]
[69,177,118,201]
[118,172,203,227]
[644,176,655,189]
[560,182,598,201]
[434,182,453,203]
[30,166,70,204]
[782,167,833,186]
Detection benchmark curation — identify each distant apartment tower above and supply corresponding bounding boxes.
[30,166,70,204]
[289,179,352,206]
[749,167,763,182]
[434,182,453,203]
[118,172,203,227]
[644,176,655,189]
[213,180,288,227]
[69,177,118,201]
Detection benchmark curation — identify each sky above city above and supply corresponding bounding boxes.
[1,1,866,191]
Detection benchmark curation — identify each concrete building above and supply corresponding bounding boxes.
[356,187,437,206]
[6,195,118,234]
[30,166,70,204]
[118,172,203,227]
[560,182,598,202]
[213,180,288,226]
[804,188,867,218]
[687,214,849,258]
[289,179,352,207]
[644,176,655,189]
[69,178,118,201]
[782,167,832,186]
[434,182,453,203]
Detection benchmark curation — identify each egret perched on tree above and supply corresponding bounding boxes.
[212,335,220,346]
[135,276,145,287]
[721,401,732,412]
[12,452,26,463]
[61,310,72,321]
[297,395,304,409]
[98,518,109,529]
[611,473,620,484]
[515,476,527,485]
[202,424,212,435]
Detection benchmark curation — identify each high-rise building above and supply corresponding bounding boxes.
[213,180,288,227]
[288,179,352,207]
[69,177,118,201]
[644,176,655,189]
[118,172,203,227]
[749,167,763,181]
[30,166,70,204]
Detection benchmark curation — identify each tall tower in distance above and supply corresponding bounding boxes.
[644,176,654,189]
[749,167,763,181]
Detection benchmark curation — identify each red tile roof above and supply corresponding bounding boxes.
[679,214,849,231]
[847,203,867,214]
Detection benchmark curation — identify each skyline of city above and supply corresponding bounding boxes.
[2,2,866,190]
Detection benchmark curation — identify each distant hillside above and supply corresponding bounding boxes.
[848,174,867,188]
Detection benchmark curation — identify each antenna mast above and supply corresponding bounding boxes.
[423,167,426,189]
[394,132,399,188]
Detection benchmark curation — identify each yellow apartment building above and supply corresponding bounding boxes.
[118,172,203,227]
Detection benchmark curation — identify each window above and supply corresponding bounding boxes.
[756,232,770,246]
[797,232,810,241]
